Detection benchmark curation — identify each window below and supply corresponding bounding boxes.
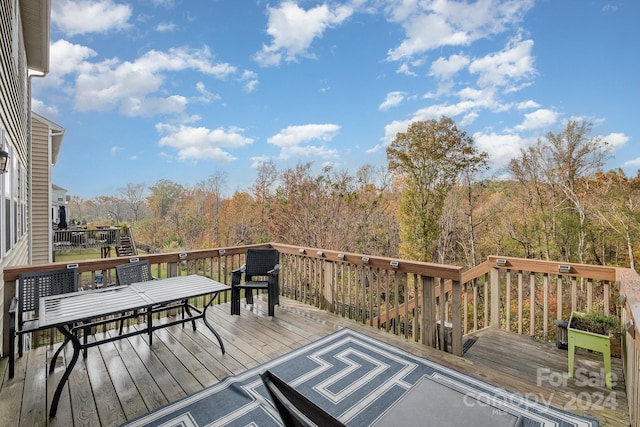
[1,127,21,258]
[2,144,11,255]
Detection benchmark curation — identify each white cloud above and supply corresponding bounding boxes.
[120,95,188,117]
[372,85,510,153]
[254,1,355,66]
[31,99,60,119]
[52,0,132,36]
[514,109,558,131]
[70,46,235,115]
[279,144,339,160]
[240,70,259,93]
[268,124,340,147]
[43,39,97,88]
[386,0,534,61]
[603,132,629,150]
[460,111,479,127]
[369,118,412,152]
[156,22,176,32]
[388,13,470,61]
[430,54,470,80]
[469,37,536,89]
[379,92,406,110]
[517,100,540,110]
[267,124,340,160]
[156,124,254,162]
[623,157,640,168]
[193,82,220,103]
[474,131,528,169]
[396,62,418,76]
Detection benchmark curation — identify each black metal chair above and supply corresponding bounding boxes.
[260,370,346,427]
[9,267,79,379]
[231,249,281,316]
[115,260,192,332]
[116,259,154,285]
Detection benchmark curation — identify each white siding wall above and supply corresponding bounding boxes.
[0,0,33,356]
[31,116,52,264]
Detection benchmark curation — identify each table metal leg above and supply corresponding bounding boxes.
[49,326,81,418]
[201,295,225,354]
[147,307,153,346]
[183,300,197,331]
[49,336,71,374]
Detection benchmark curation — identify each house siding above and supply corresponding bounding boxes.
[0,0,35,356]
[31,116,51,264]
[0,0,29,158]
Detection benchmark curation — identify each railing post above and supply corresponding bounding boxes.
[451,279,463,356]
[323,262,333,312]
[490,266,500,328]
[422,275,436,347]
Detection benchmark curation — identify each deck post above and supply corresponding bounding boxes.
[451,279,463,356]
[490,266,500,328]
[422,275,436,347]
[323,262,333,312]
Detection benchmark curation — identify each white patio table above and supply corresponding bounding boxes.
[38,274,229,417]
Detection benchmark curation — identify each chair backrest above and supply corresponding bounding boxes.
[116,260,153,286]
[245,249,279,277]
[18,267,79,318]
[261,370,346,427]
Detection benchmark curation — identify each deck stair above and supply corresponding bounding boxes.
[115,231,137,257]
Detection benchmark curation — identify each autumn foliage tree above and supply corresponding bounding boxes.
[72,119,640,274]
[386,117,488,262]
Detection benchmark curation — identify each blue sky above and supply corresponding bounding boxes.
[33,0,639,199]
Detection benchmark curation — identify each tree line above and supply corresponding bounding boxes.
[66,118,640,271]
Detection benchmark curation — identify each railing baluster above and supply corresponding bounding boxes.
[518,271,523,335]
[505,270,511,333]
[543,273,549,340]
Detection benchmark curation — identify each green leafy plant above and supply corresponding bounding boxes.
[570,311,620,335]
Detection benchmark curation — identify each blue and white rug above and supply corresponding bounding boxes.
[121,328,598,427]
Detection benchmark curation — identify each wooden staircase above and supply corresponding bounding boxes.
[116,232,137,257]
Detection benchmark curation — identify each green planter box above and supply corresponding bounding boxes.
[567,311,612,389]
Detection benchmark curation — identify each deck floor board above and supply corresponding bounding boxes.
[0,296,631,426]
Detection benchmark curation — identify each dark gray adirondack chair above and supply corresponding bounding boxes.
[231,249,281,316]
[260,370,346,427]
[9,267,78,378]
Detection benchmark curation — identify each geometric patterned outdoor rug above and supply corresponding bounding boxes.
[121,328,599,427]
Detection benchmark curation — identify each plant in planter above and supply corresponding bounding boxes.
[568,311,621,389]
[569,311,620,335]
[569,311,622,357]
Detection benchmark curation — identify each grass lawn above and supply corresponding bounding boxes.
[54,248,109,262]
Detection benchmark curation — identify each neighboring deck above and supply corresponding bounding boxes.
[0,296,630,427]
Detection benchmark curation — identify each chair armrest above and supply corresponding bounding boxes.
[267,264,281,276]
[231,264,247,274]
[9,297,18,330]
[231,264,247,286]
[9,297,18,315]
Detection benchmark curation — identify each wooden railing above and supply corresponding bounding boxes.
[1,244,267,355]
[2,244,639,424]
[53,227,122,252]
[616,267,640,426]
[269,243,464,355]
[464,256,619,338]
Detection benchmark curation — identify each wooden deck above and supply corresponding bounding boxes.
[0,296,631,427]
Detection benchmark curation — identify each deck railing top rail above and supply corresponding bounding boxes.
[2,243,639,425]
[486,255,617,281]
[269,242,464,281]
[2,243,272,282]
